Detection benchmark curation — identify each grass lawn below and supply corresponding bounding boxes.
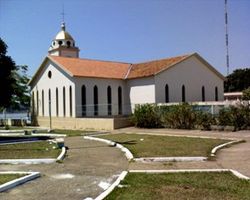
[98,134,230,157]
[105,172,250,200]
[0,174,25,185]
[52,129,91,137]
[0,141,60,159]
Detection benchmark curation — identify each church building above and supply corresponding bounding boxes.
[29,23,225,130]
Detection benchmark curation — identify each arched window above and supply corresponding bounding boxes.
[32,91,35,116]
[81,85,86,116]
[42,90,44,116]
[94,85,98,116]
[165,84,169,103]
[118,86,122,115]
[36,90,39,115]
[56,88,59,116]
[48,89,51,116]
[202,86,205,102]
[69,86,72,117]
[107,86,112,115]
[63,87,66,117]
[215,87,218,101]
[182,85,186,102]
[66,41,71,47]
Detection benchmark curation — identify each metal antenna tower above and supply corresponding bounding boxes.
[225,0,230,75]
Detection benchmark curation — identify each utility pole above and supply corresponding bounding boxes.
[225,0,230,75]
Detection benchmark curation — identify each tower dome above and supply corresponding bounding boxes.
[48,22,79,58]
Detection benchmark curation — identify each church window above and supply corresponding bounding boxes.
[66,41,71,47]
[202,86,205,102]
[42,90,44,116]
[69,86,72,117]
[118,86,122,115]
[36,90,39,115]
[58,41,63,46]
[81,85,86,116]
[48,71,52,78]
[94,85,98,116]
[63,87,66,117]
[48,89,51,116]
[182,85,186,102]
[215,87,218,101]
[53,42,55,46]
[32,91,35,116]
[107,86,112,115]
[165,84,169,103]
[56,88,59,116]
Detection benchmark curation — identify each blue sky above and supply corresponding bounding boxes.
[0,0,249,77]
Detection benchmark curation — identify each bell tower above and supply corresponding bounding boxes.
[48,22,80,58]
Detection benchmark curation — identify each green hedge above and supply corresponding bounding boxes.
[131,103,250,131]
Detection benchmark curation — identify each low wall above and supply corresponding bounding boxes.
[37,116,132,130]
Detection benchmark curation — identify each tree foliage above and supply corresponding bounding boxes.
[0,37,16,108]
[0,38,30,110]
[224,68,250,92]
[242,87,250,100]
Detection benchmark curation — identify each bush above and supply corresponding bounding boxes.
[131,104,161,128]
[196,112,215,130]
[217,104,250,130]
[161,103,197,129]
[242,87,250,100]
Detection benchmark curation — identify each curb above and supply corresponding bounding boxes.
[57,146,66,161]
[94,171,128,200]
[134,156,207,162]
[0,147,66,164]
[129,169,250,180]
[83,136,134,160]
[0,171,40,192]
[210,140,244,157]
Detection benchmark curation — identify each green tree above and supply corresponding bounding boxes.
[0,38,30,110]
[242,87,250,100]
[0,37,16,109]
[11,65,30,109]
[224,68,250,92]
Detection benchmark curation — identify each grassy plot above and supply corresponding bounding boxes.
[0,174,25,185]
[105,172,250,200]
[52,129,91,137]
[0,141,60,159]
[98,134,230,157]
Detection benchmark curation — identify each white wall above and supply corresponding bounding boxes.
[74,77,128,117]
[154,56,224,103]
[31,60,75,117]
[127,77,155,105]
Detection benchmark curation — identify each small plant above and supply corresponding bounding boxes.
[196,112,215,130]
[131,104,161,128]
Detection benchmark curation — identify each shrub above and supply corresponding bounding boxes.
[161,103,197,129]
[217,108,232,126]
[131,104,161,128]
[196,112,215,130]
[242,87,250,100]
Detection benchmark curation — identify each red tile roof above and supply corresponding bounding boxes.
[49,56,131,79]
[48,54,190,80]
[127,54,190,79]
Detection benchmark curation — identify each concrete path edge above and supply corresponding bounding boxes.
[0,147,66,164]
[83,136,134,160]
[0,171,40,192]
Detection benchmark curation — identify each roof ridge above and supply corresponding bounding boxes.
[49,55,131,65]
[132,53,193,65]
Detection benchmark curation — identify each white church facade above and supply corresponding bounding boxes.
[29,23,225,130]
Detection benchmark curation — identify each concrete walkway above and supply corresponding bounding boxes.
[0,136,128,200]
[113,128,250,178]
[0,128,249,199]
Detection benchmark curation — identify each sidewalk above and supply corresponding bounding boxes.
[0,136,128,200]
